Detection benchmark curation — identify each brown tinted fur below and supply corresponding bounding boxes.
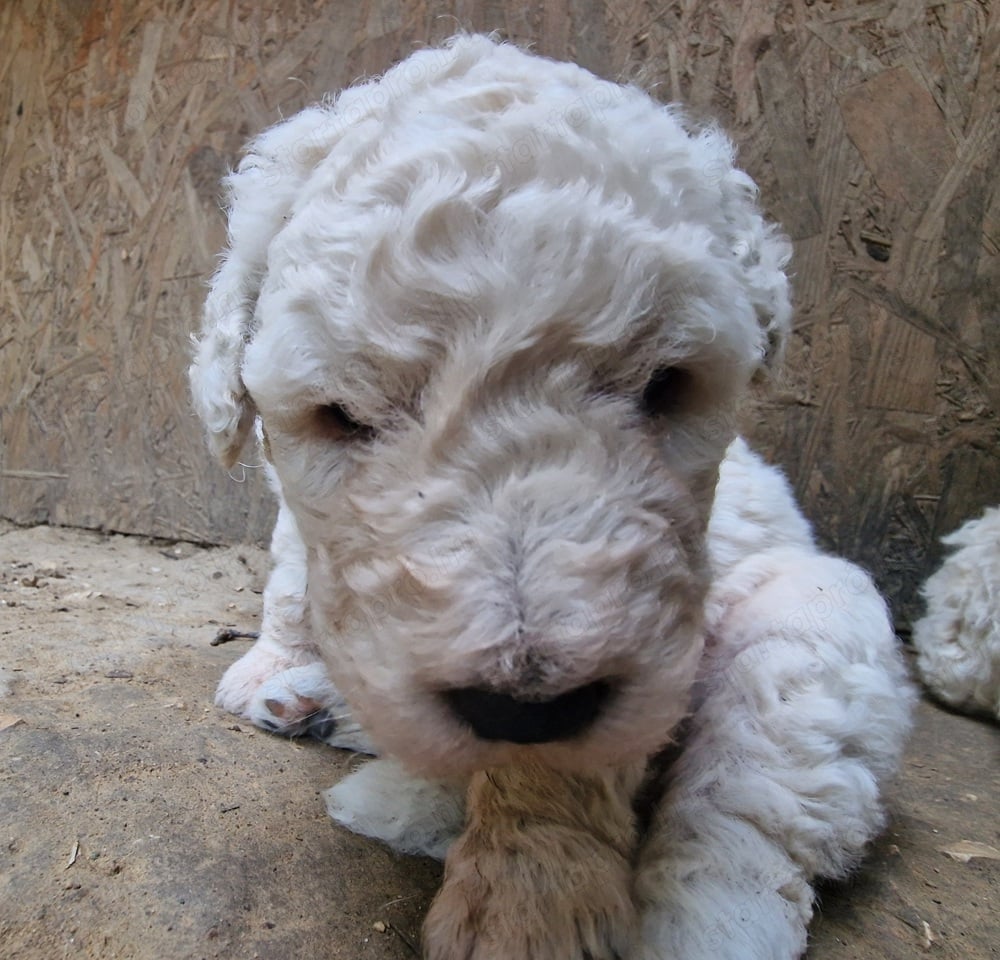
[424,762,644,959]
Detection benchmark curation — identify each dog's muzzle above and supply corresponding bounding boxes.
[441,679,613,744]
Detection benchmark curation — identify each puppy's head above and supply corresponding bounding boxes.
[191,35,791,776]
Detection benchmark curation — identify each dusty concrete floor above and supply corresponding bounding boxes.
[0,522,997,960]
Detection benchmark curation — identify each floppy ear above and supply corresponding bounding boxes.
[718,161,794,373]
[189,252,260,468]
[189,103,357,468]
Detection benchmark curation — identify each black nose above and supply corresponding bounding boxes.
[442,680,612,744]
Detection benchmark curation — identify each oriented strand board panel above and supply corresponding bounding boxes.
[1,1,997,628]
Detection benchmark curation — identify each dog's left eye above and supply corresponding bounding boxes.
[313,403,376,441]
[640,366,695,418]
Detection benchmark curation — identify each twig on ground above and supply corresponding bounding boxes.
[210,628,260,646]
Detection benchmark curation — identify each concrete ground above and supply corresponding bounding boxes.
[1,522,997,960]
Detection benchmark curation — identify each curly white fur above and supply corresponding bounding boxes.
[190,34,914,959]
[912,507,1000,719]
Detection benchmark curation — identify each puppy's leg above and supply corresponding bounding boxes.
[635,548,915,960]
[216,487,370,750]
[423,761,643,960]
[215,492,316,712]
[324,758,467,860]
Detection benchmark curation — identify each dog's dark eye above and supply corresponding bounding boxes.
[640,367,694,418]
[314,403,376,441]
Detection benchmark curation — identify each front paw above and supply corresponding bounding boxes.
[324,759,465,859]
[423,769,637,960]
[216,639,297,716]
[247,662,374,753]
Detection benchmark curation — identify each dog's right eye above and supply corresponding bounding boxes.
[313,403,376,441]
[640,366,695,418]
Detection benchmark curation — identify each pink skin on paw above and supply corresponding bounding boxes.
[215,641,319,717]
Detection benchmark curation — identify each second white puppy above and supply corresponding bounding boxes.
[913,507,1000,719]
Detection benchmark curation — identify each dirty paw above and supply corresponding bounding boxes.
[423,830,636,959]
[422,769,637,960]
[246,663,374,753]
[215,639,302,717]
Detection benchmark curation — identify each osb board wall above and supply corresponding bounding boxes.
[1,0,997,628]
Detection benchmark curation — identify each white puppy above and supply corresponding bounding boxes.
[913,507,1000,719]
[191,34,914,959]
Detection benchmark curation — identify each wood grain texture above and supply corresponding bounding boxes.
[1,0,996,629]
